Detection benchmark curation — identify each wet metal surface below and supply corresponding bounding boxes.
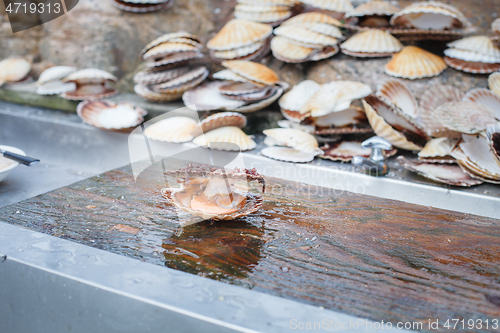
[1,162,500,332]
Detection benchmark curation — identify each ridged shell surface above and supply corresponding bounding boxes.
[341,30,403,54]
[144,116,197,142]
[193,126,256,151]
[384,46,446,80]
[207,19,273,51]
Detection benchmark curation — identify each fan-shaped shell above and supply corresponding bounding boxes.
[141,32,201,55]
[261,146,318,163]
[37,81,76,96]
[492,18,500,35]
[488,72,500,97]
[146,51,204,69]
[313,106,367,128]
[134,84,183,102]
[191,112,247,137]
[145,116,197,142]
[193,126,256,151]
[234,7,292,24]
[463,88,500,121]
[341,29,403,57]
[390,1,470,30]
[385,46,446,80]
[376,80,418,119]
[37,66,77,85]
[77,100,147,131]
[282,12,343,26]
[362,97,424,150]
[418,137,457,163]
[182,81,246,112]
[274,26,338,46]
[142,43,201,61]
[454,133,500,182]
[213,41,266,60]
[207,19,273,51]
[299,0,353,12]
[279,80,321,122]
[444,48,500,64]
[63,68,117,83]
[444,57,500,74]
[345,0,400,18]
[213,70,251,83]
[301,81,372,117]
[271,36,316,62]
[448,36,500,58]
[0,58,31,86]
[134,67,190,85]
[397,156,482,187]
[263,128,321,154]
[152,66,208,93]
[418,85,464,138]
[222,60,279,85]
[433,101,496,134]
[232,83,286,113]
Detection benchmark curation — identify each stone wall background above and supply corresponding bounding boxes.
[1,0,499,98]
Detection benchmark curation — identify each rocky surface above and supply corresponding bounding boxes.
[0,0,499,104]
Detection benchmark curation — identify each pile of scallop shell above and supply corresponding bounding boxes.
[183,60,287,113]
[109,0,174,13]
[144,112,256,151]
[161,164,265,221]
[207,19,273,63]
[0,58,32,87]
[134,32,208,103]
[298,0,353,18]
[443,35,500,74]
[271,12,343,63]
[234,0,298,26]
[344,0,471,41]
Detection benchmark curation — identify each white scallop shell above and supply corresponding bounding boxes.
[433,101,496,134]
[376,80,418,119]
[63,68,118,83]
[444,48,500,64]
[488,72,500,97]
[207,19,273,51]
[455,133,500,181]
[274,26,338,46]
[299,0,354,12]
[261,146,317,163]
[447,36,500,58]
[77,100,147,130]
[279,80,321,114]
[462,88,500,121]
[418,137,457,159]
[193,126,256,151]
[144,117,197,142]
[213,70,251,83]
[263,128,321,154]
[341,30,403,54]
[0,58,31,86]
[37,81,77,95]
[345,0,400,18]
[182,81,246,112]
[271,36,315,62]
[37,66,77,85]
[213,41,266,60]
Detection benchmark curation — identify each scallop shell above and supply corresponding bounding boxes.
[376,80,418,119]
[63,68,118,84]
[418,137,457,163]
[219,82,270,96]
[182,81,246,112]
[486,124,500,163]
[61,84,118,101]
[454,133,500,181]
[212,41,266,60]
[222,87,275,102]
[152,66,208,93]
[133,67,190,85]
[444,57,500,74]
[210,39,271,64]
[492,18,500,35]
[37,66,77,85]
[385,46,446,80]
[444,48,500,64]
[310,45,340,61]
[448,36,500,58]
[37,81,77,95]
[222,60,279,85]
[418,85,464,138]
[77,100,147,131]
[191,112,247,137]
[207,19,273,51]
[141,32,201,55]
[462,88,500,121]
[193,126,256,151]
[313,106,367,127]
[341,29,403,57]
[282,12,343,26]
[0,58,31,86]
[135,83,183,102]
[146,51,204,69]
[110,0,173,13]
[279,80,321,122]
[213,70,251,83]
[433,101,496,134]
[235,8,292,24]
[277,119,316,133]
[271,36,316,63]
[345,0,400,18]
[397,156,482,187]
[261,146,318,163]
[274,26,338,47]
[362,96,424,150]
[299,0,353,12]
[301,81,372,117]
[237,0,296,5]
[488,72,500,97]
[389,1,470,30]
[320,140,396,162]
[233,83,286,113]
[263,128,321,154]
[299,23,344,39]
[143,43,201,61]
[161,166,264,221]
[144,116,197,142]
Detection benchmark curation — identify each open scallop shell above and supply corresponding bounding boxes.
[299,0,353,12]
[110,0,173,13]
[37,66,77,85]
[133,67,190,85]
[222,60,279,86]
[345,0,400,18]
[233,83,286,113]
[0,58,31,86]
[271,36,316,63]
[212,41,266,60]
[385,46,446,80]
[182,81,246,112]
[161,166,264,221]
[488,72,500,97]
[141,32,201,56]
[135,83,183,102]
[263,128,321,154]
[301,81,372,117]
[397,156,482,187]
[418,85,463,138]
[207,19,273,51]
[143,43,201,61]
[279,80,321,122]
[444,56,500,74]
[213,70,251,83]
[193,126,256,151]
[362,96,425,150]
[310,45,340,61]
[444,48,500,64]
[389,1,470,30]
[191,112,247,137]
[261,146,318,163]
[145,116,197,142]
[447,36,500,58]
[282,12,343,26]
[486,124,500,163]
[417,137,457,163]
[77,100,147,131]
[313,106,368,128]
[341,30,403,58]
[296,23,343,39]
[376,80,418,119]
[146,51,204,69]
[235,8,292,25]
[219,82,270,96]
[320,140,397,162]
[152,66,208,93]
[63,68,117,84]
[274,26,338,47]
[463,88,500,121]
[433,101,496,134]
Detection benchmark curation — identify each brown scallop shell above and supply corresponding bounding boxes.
[444,56,500,74]
[146,51,204,69]
[191,112,247,137]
